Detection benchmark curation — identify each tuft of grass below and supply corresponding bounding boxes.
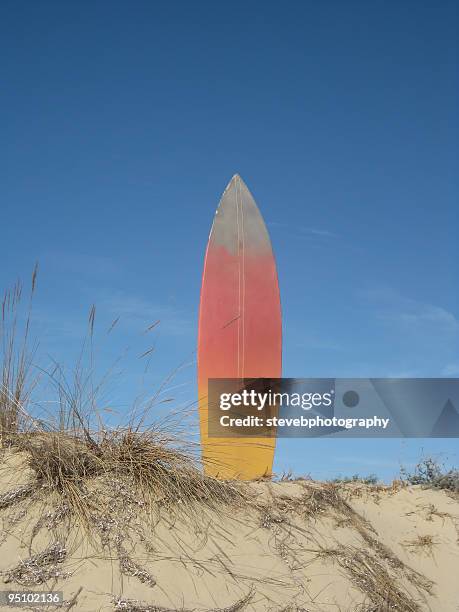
[402,534,438,557]
[423,503,450,522]
[18,425,244,534]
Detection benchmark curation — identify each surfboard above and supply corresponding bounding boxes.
[198,174,282,479]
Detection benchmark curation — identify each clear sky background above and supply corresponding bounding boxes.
[2,1,458,480]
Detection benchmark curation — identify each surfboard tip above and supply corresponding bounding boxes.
[223,174,240,195]
[226,173,246,191]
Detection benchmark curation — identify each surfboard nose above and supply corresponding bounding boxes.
[228,173,255,191]
[213,175,271,254]
[224,173,243,193]
[223,174,260,212]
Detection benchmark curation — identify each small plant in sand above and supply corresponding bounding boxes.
[402,534,438,558]
[331,473,379,485]
[401,456,459,493]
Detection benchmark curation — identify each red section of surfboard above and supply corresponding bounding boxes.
[198,175,282,479]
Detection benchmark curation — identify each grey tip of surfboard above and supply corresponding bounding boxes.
[221,174,258,212]
[224,173,248,194]
[212,174,272,252]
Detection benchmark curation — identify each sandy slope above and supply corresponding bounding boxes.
[0,451,458,612]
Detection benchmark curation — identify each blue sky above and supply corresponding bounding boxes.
[2,1,458,480]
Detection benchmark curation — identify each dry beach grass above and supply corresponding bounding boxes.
[0,271,458,611]
[0,444,458,611]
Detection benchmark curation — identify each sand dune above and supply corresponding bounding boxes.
[0,450,458,612]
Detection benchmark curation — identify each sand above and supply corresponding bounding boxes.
[0,450,458,612]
